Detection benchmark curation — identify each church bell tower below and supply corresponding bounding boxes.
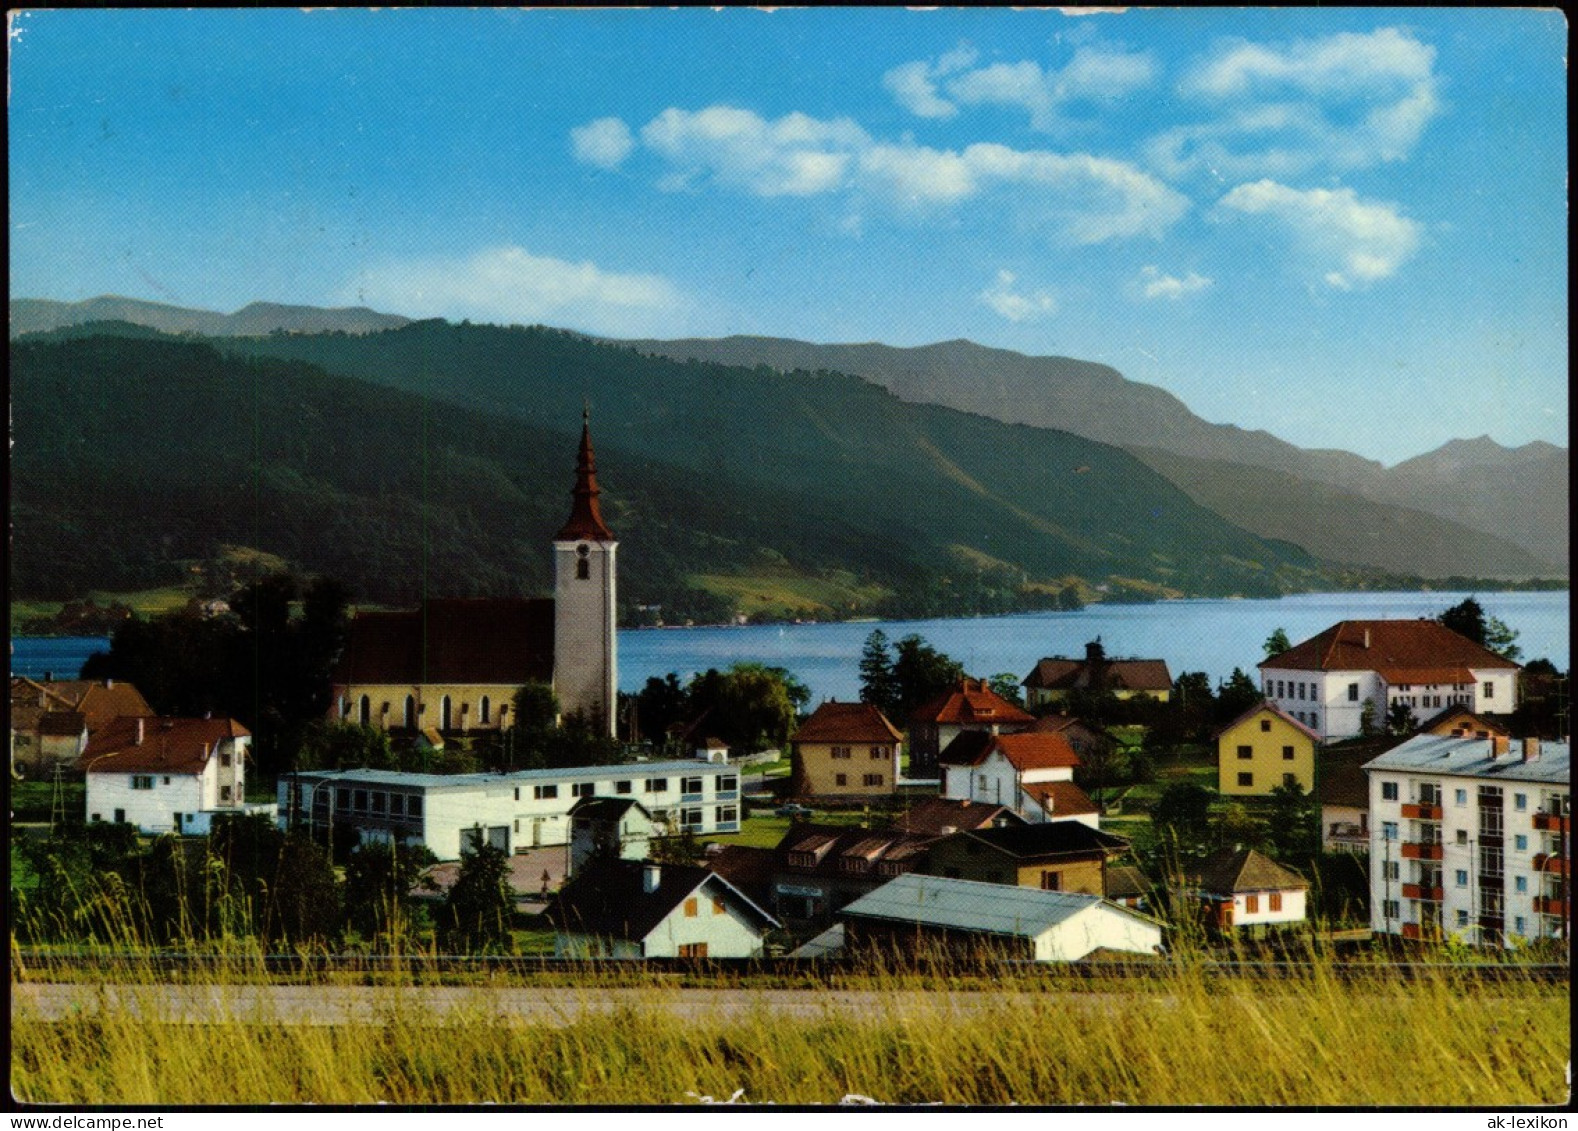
[553,410,618,737]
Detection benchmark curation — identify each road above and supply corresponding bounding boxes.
[11,981,1122,1026]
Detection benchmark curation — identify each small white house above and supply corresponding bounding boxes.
[1175,847,1308,933]
[549,859,780,958]
[940,731,1092,824]
[81,716,251,835]
[838,873,1164,962]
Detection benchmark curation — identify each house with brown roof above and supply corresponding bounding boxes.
[734,822,939,927]
[788,700,904,798]
[1318,741,1386,853]
[939,730,1098,826]
[1026,712,1107,759]
[548,858,779,958]
[889,796,1026,838]
[80,716,253,834]
[1260,619,1519,742]
[330,416,620,737]
[924,821,1131,897]
[1022,640,1172,709]
[1173,847,1309,934]
[1418,703,1510,740]
[11,676,155,779]
[907,679,1034,778]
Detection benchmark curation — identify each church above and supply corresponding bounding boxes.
[329,413,619,738]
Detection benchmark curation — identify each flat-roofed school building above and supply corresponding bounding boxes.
[278,760,741,860]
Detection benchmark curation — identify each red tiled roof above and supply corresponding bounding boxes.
[1260,620,1519,681]
[1023,780,1099,817]
[1024,657,1172,693]
[910,680,1034,727]
[1213,699,1322,743]
[21,679,155,732]
[792,701,904,745]
[889,797,1027,836]
[940,730,1080,772]
[334,598,555,685]
[81,716,249,775]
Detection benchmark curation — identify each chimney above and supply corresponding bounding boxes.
[939,825,957,836]
[43,671,53,683]
[1490,735,1509,759]
[1086,639,1106,664]
[642,863,661,894]
[135,718,145,745]
[1521,737,1541,763]
[1362,629,1371,649]
[105,678,114,689]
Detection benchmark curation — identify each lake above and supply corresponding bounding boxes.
[18,590,1564,703]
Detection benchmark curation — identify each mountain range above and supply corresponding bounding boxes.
[8,298,1567,625]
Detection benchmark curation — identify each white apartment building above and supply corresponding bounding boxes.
[277,759,741,860]
[1262,619,1520,741]
[1365,735,1569,947]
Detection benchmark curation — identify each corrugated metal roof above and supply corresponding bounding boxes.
[1363,736,1569,785]
[840,873,1134,938]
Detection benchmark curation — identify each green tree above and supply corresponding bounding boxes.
[1266,782,1320,861]
[988,673,1026,708]
[342,840,437,949]
[1152,782,1215,853]
[1213,802,1270,851]
[1214,668,1262,724]
[438,842,515,954]
[295,720,395,772]
[1438,596,1522,661]
[891,634,966,719]
[857,629,900,718]
[1263,627,1292,658]
[1359,697,1378,736]
[1385,699,1417,736]
[634,673,689,748]
[694,663,801,753]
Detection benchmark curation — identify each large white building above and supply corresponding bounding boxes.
[81,716,252,834]
[1365,735,1569,947]
[330,412,619,737]
[277,760,741,860]
[1261,619,1520,742]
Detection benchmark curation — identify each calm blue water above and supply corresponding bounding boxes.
[12,591,1569,705]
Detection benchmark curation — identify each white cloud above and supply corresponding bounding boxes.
[570,117,635,169]
[639,106,869,196]
[1138,265,1213,300]
[979,270,1057,321]
[1156,28,1441,177]
[343,245,689,336]
[888,44,1156,131]
[1217,180,1422,288]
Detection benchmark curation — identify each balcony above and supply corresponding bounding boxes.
[714,790,739,802]
[1402,883,1444,901]
[1532,895,1568,917]
[1402,803,1443,820]
[680,792,705,804]
[1532,812,1569,832]
[1400,922,1442,941]
[1401,842,1443,860]
[1533,854,1568,876]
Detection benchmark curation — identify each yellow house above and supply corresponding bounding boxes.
[789,701,904,798]
[1217,700,1320,797]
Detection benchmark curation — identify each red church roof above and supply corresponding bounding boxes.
[334,598,556,685]
[555,413,615,542]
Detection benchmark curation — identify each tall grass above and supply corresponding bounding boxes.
[12,940,1569,1106]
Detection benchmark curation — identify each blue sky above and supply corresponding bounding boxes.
[9,8,1567,465]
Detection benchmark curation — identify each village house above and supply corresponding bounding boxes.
[836,873,1164,963]
[548,858,779,958]
[277,760,741,861]
[906,679,1033,779]
[330,414,620,737]
[1022,639,1172,709]
[924,821,1131,896]
[566,795,655,877]
[1216,699,1321,797]
[1025,712,1107,758]
[939,730,1097,826]
[788,700,904,799]
[80,715,255,835]
[11,676,155,779]
[1260,619,1520,741]
[889,796,1026,837]
[1174,847,1309,935]
[1418,703,1510,739]
[1364,734,1569,947]
[1318,742,1381,854]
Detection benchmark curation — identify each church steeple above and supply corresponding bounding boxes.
[555,407,615,542]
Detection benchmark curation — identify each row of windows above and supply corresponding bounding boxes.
[832,773,886,788]
[1236,744,1297,760]
[829,746,891,760]
[511,774,738,801]
[344,694,506,729]
[336,789,425,817]
[1380,780,1535,811]
[1243,893,1284,913]
[1237,772,1299,788]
